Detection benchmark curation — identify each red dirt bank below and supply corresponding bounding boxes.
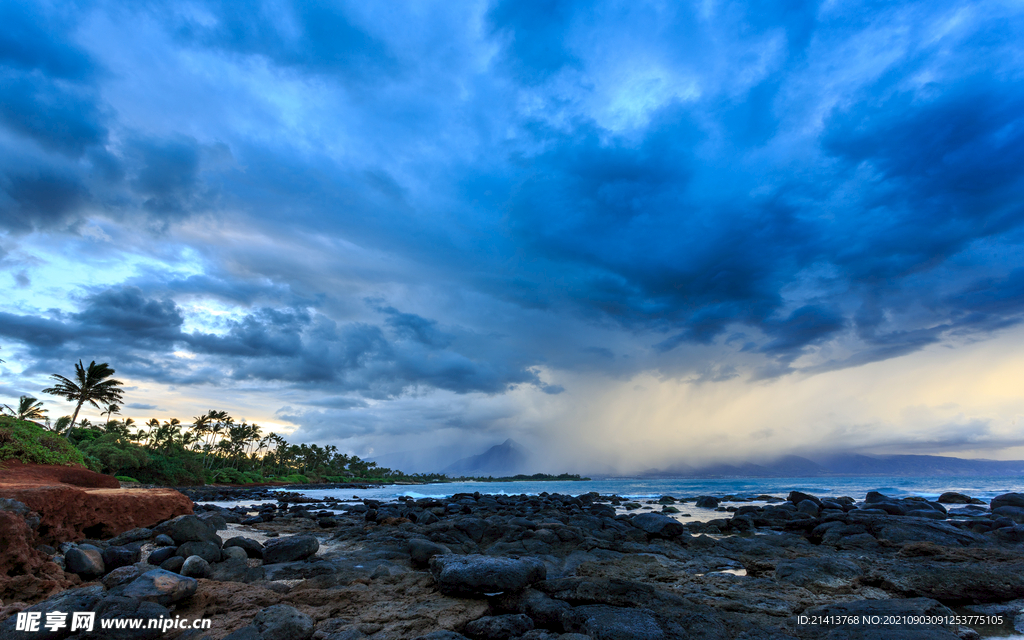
[0,461,193,604]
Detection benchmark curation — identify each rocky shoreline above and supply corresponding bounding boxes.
[3,485,1024,639]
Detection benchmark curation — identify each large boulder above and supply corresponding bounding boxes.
[120,569,197,605]
[409,538,452,565]
[153,515,221,546]
[224,536,265,559]
[631,513,684,538]
[993,506,1024,523]
[176,540,222,563]
[694,496,719,509]
[262,535,319,564]
[430,554,546,596]
[563,605,665,640]
[789,491,822,507]
[252,604,315,640]
[992,493,1024,510]
[102,545,141,571]
[65,545,105,578]
[938,492,980,504]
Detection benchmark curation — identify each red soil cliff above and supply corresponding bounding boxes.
[0,461,193,604]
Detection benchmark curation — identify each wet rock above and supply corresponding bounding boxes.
[208,557,267,583]
[992,493,1024,510]
[993,506,1024,523]
[938,492,979,504]
[154,515,222,546]
[121,568,198,605]
[263,534,319,564]
[796,500,820,517]
[148,546,177,565]
[65,545,105,578]
[694,496,719,509]
[101,545,141,571]
[253,603,315,640]
[224,536,265,559]
[160,555,185,573]
[154,533,175,546]
[409,538,451,565]
[775,557,861,591]
[496,588,573,628]
[106,527,153,546]
[871,558,1024,603]
[430,554,546,596]
[789,491,822,507]
[181,555,211,579]
[903,510,946,520]
[223,545,249,562]
[176,540,222,563]
[198,512,228,530]
[865,517,987,546]
[464,613,534,640]
[412,632,471,640]
[631,513,684,538]
[563,605,664,640]
[101,565,143,588]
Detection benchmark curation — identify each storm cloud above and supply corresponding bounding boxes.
[2,0,1024,467]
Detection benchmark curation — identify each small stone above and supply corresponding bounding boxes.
[181,555,211,579]
[222,546,249,562]
[154,534,175,547]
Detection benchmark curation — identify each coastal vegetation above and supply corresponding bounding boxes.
[1,358,588,486]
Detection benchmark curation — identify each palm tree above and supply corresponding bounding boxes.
[3,396,48,421]
[102,403,121,424]
[41,360,125,432]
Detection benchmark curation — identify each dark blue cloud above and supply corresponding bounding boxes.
[0,1,95,80]
[2,0,1024,445]
[170,0,397,83]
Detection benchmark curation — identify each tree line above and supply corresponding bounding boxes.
[1,359,409,485]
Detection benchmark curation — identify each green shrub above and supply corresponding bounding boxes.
[277,474,309,484]
[131,451,205,486]
[0,416,85,467]
[115,476,141,483]
[77,434,149,475]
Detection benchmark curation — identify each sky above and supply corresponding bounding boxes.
[2,0,1024,474]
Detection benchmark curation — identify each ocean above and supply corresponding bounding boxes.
[265,475,1024,505]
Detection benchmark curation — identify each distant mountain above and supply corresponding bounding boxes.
[443,439,530,477]
[635,453,1024,478]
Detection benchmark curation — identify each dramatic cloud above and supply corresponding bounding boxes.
[2,0,1024,469]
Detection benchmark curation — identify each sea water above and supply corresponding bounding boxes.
[270,475,1024,504]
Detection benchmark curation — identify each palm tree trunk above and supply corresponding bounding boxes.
[69,400,85,434]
